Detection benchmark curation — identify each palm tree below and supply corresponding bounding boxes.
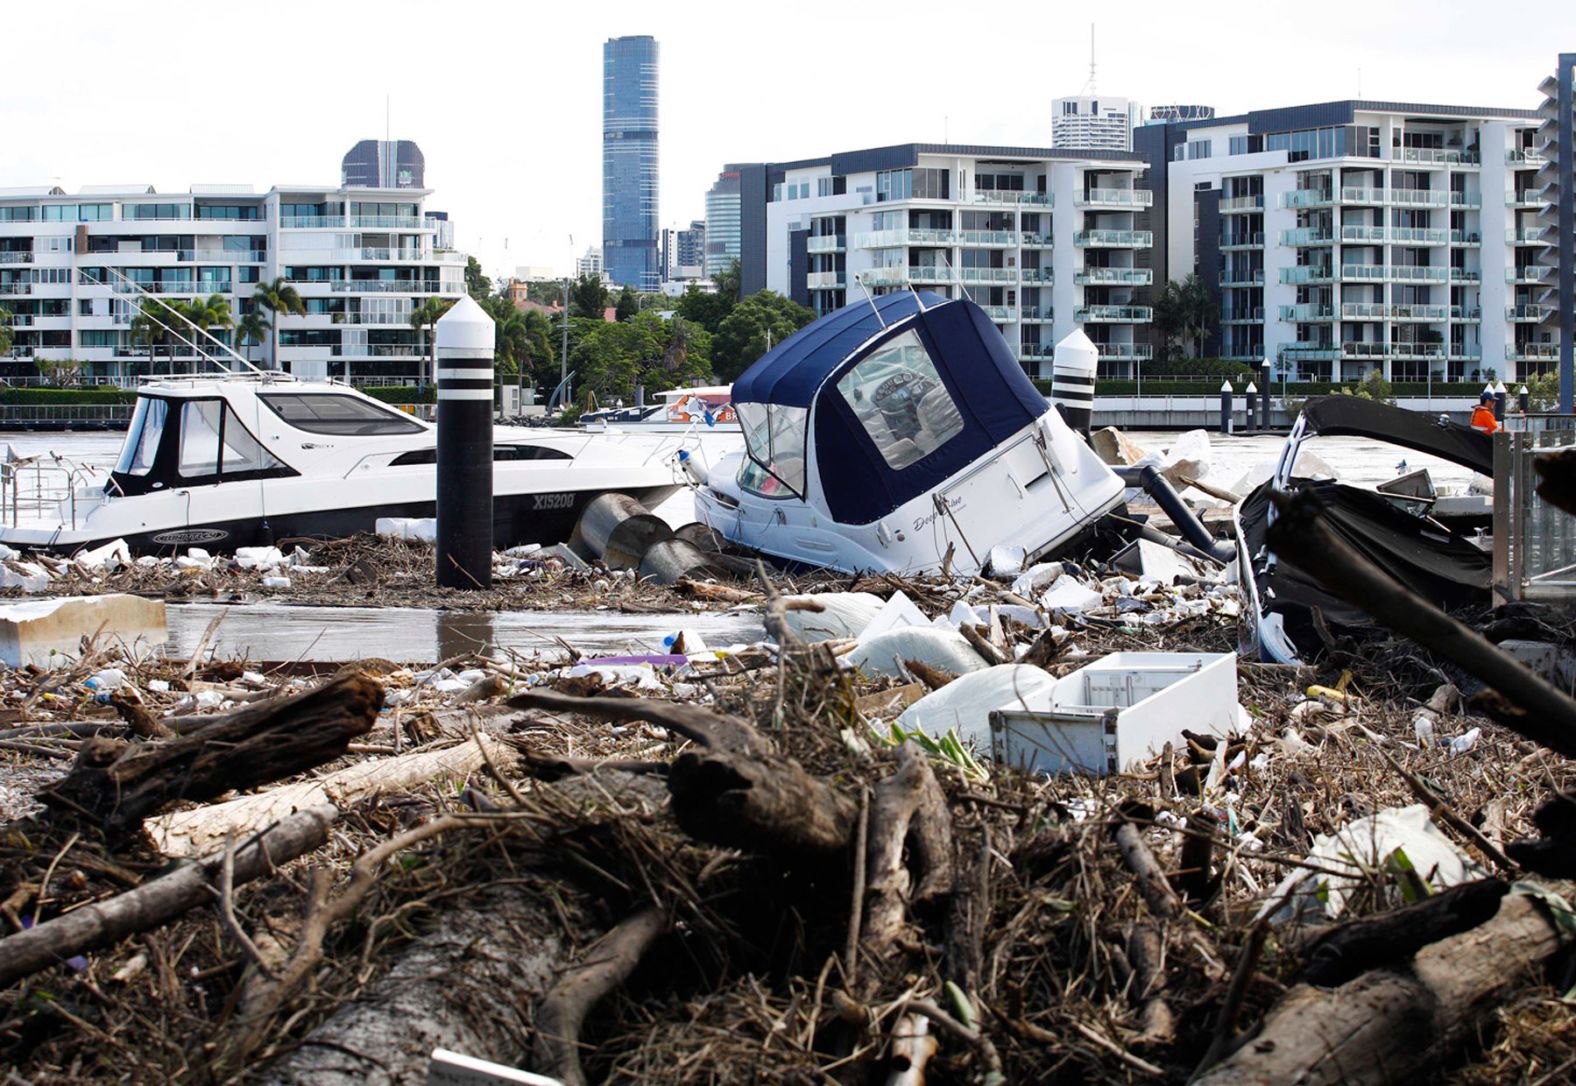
[408,297,455,386]
[130,302,173,375]
[181,293,234,372]
[1154,274,1219,360]
[235,310,268,366]
[0,306,13,359]
[252,277,305,371]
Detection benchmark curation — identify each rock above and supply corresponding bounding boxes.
[1091,427,1150,467]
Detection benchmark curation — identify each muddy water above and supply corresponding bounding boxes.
[162,602,765,665]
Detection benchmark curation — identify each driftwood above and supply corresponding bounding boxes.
[1111,806,1183,1044]
[0,805,337,988]
[1265,490,1576,757]
[1195,891,1569,1086]
[147,735,519,858]
[43,673,384,835]
[859,743,953,986]
[532,907,669,1086]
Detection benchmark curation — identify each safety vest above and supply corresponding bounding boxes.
[1469,405,1499,434]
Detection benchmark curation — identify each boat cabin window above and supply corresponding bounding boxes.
[835,330,964,470]
[388,445,572,466]
[259,393,426,436]
[115,397,168,476]
[736,401,807,498]
[178,400,285,478]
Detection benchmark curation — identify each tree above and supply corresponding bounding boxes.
[408,297,456,385]
[614,285,639,322]
[570,321,658,401]
[465,256,491,301]
[570,275,609,320]
[235,310,269,365]
[711,291,815,381]
[675,285,733,334]
[34,358,82,387]
[1153,274,1218,360]
[252,277,306,370]
[181,293,234,371]
[0,306,12,359]
[713,258,742,303]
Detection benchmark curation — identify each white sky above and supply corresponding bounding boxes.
[4,0,1573,280]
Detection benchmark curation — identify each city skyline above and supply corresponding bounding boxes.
[1,0,1572,282]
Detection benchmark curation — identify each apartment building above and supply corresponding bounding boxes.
[1133,99,1549,382]
[0,183,466,383]
[736,144,1155,379]
[1052,97,1147,152]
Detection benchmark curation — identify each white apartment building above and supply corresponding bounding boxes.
[1136,100,1549,382]
[742,144,1154,379]
[0,183,467,383]
[1052,97,1146,152]
[575,246,605,282]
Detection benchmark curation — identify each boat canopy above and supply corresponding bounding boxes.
[730,294,1048,524]
[1297,396,1493,477]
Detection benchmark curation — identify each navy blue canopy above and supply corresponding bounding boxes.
[731,292,939,408]
[732,294,1049,525]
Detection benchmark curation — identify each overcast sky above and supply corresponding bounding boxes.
[4,0,1573,280]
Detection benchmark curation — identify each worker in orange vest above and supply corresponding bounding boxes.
[1469,392,1499,434]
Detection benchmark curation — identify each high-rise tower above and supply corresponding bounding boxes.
[602,35,660,291]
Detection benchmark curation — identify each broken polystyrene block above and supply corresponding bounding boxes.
[847,627,989,680]
[897,664,1059,751]
[0,594,167,667]
[780,592,885,644]
[1039,575,1103,613]
[988,651,1238,777]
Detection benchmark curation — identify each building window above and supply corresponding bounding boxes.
[1188,141,1212,160]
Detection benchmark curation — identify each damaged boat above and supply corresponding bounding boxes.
[1234,395,1494,663]
[691,292,1125,575]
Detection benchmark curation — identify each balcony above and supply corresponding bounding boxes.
[1279,304,1334,322]
[806,271,845,289]
[1386,343,1446,360]
[1448,192,1482,208]
[1508,149,1547,165]
[853,228,957,248]
[1221,194,1267,212]
[1339,264,1448,283]
[339,248,430,262]
[907,266,954,285]
[1221,231,1264,250]
[1095,343,1154,359]
[1447,230,1481,246]
[331,280,447,293]
[1220,306,1265,323]
[1020,233,1053,248]
[1508,265,1554,284]
[1282,342,1341,360]
[1075,267,1150,286]
[1448,346,1482,361]
[1020,268,1054,283]
[1337,225,1448,245]
[279,216,348,229]
[189,249,266,262]
[1073,229,1151,248]
[957,267,1018,283]
[348,216,425,229]
[1451,306,1482,321]
[979,306,1014,321]
[1077,305,1152,322]
[1387,304,1450,321]
[1508,190,1546,208]
[1020,306,1053,321]
[1385,189,1450,207]
[955,230,1018,247]
[1074,188,1153,208]
[1508,343,1559,361]
[1396,147,1480,166]
[806,235,846,254]
[1281,190,1334,209]
[0,283,32,296]
[347,312,411,325]
[1508,227,1549,244]
[0,253,33,264]
[1280,266,1335,285]
[1018,343,1055,360]
[330,344,425,358]
[1281,227,1333,246]
[1507,304,1553,322]
[971,190,1051,206]
[1220,269,1265,287]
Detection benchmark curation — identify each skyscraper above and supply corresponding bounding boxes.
[602,35,660,290]
[341,139,425,188]
[704,166,742,278]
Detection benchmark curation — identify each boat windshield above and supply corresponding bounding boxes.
[115,397,168,476]
[736,401,807,498]
[834,329,963,470]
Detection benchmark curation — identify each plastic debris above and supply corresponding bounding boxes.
[846,627,989,680]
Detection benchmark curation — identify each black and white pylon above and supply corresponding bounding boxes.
[435,296,498,589]
[1050,329,1099,439]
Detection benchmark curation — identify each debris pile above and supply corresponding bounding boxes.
[1,531,1574,1085]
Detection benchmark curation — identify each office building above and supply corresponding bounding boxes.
[736,143,1154,379]
[1052,97,1147,151]
[704,167,742,277]
[602,35,660,290]
[341,139,425,189]
[1133,99,1548,381]
[575,246,605,281]
[0,182,467,383]
[660,221,705,282]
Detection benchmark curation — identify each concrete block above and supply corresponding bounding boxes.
[0,594,168,666]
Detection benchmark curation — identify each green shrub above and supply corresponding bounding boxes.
[360,385,437,405]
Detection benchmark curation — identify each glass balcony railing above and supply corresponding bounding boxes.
[1221,231,1264,248]
[806,235,846,253]
[193,249,268,262]
[956,230,1018,246]
[348,216,425,229]
[0,253,34,264]
[1074,188,1153,208]
[1279,304,1335,321]
[1076,305,1152,322]
[1451,306,1482,321]
[1220,269,1265,287]
[909,266,955,284]
[1018,343,1055,359]
[979,305,1013,321]
[1339,264,1448,282]
[1220,306,1265,322]
[1450,268,1480,282]
[1221,194,1267,211]
[279,216,347,229]
[1020,233,1053,247]
[1448,346,1482,360]
[1508,265,1555,283]
[1509,344,1559,360]
[1508,228,1549,244]
[1073,230,1151,247]
[1386,343,1447,359]
[1282,343,1341,359]
[1282,227,1333,246]
[972,190,1051,205]
[806,271,845,289]
[1508,190,1546,207]
[1074,267,1151,285]
[330,280,446,292]
[1020,306,1053,320]
[1508,149,1547,164]
[1280,266,1335,284]
[1397,147,1480,165]
[0,283,32,296]
[1507,304,1553,321]
[1094,343,1154,359]
[956,267,1018,283]
[1387,304,1450,320]
[1020,268,1054,283]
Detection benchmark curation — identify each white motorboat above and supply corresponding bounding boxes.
[581,385,739,432]
[0,374,684,556]
[691,292,1125,575]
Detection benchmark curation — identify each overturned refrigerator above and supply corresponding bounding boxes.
[1234,395,1495,664]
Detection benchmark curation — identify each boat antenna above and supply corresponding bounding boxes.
[854,273,888,329]
[78,272,236,376]
[87,267,266,376]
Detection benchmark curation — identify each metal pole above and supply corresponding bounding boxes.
[1520,384,1531,415]
[1245,381,1258,430]
[560,278,570,385]
[435,296,497,590]
[1494,379,1508,421]
[1560,54,1575,414]
[1219,380,1233,435]
[1261,358,1271,431]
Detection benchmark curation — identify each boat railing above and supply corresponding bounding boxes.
[1494,423,1576,602]
[0,455,108,531]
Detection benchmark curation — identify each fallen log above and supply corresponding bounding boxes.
[0,804,337,989]
[1195,890,1570,1086]
[43,673,383,836]
[860,743,948,979]
[146,735,519,858]
[532,907,669,1086]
